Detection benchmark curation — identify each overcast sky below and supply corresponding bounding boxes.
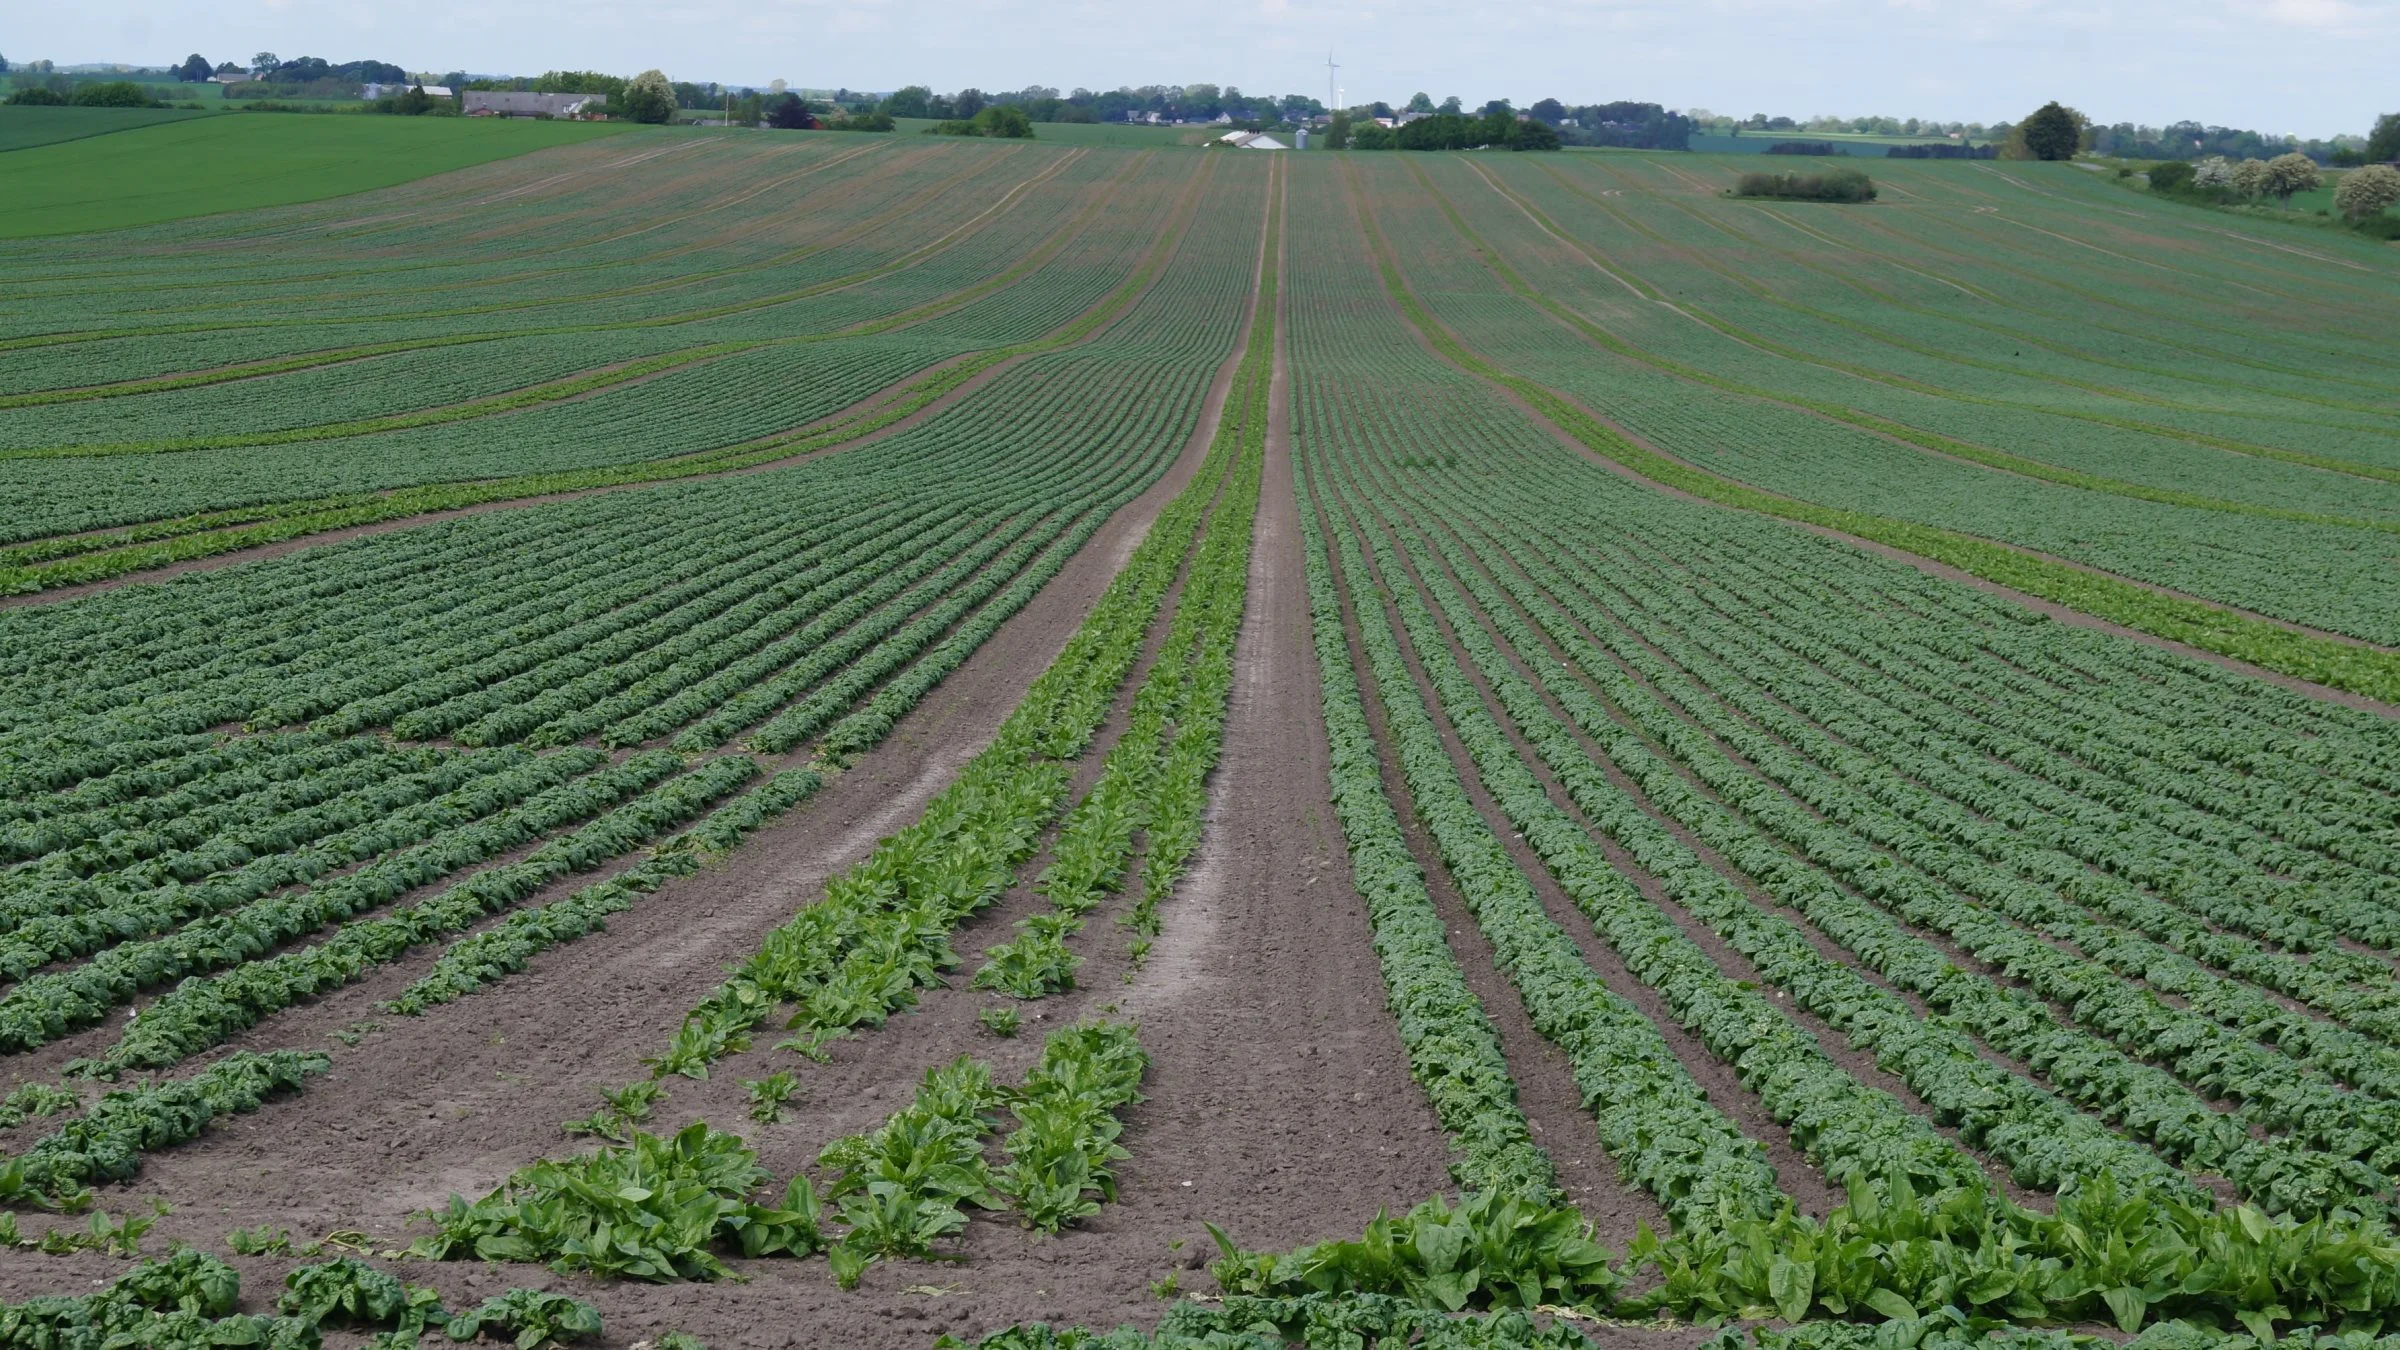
[14,0,2392,138]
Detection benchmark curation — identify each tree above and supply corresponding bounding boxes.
[395,83,434,116]
[2335,164,2400,220]
[0,54,10,75]
[2229,157,2271,200]
[621,69,676,124]
[1405,91,1433,114]
[2146,160,2195,193]
[1326,111,1351,150]
[882,85,931,118]
[1528,98,1565,125]
[764,91,814,129]
[1509,118,1560,151]
[69,81,158,108]
[4,86,64,106]
[2261,152,2321,206]
[175,53,211,82]
[251,51,279,77]
[2192,155,2232,187]
[2367,113,2400,164]
[953,87,986,118]
[1438,95,1462,115]
[975,104,1031,137]
[2018,101,2085,160]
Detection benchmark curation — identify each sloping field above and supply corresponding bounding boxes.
[4,142,2400,1350]
[0,111,631,237]
[0,104,212,152]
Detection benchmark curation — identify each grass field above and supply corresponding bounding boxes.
[0,103,214,151]
[0,112,635,236]
[6,138,2400,1350]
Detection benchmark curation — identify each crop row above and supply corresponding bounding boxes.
[1356,442,2400,1212]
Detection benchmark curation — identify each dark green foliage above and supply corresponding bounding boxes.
[2148,159,2196,192]
[443,1289,602,1349]
[2363,112,2398,163]
[1209,1191,1619,1313]
[1733,168,1878,202]
[66,82,161,109]
[928,105,1034,138]
[277,1257,409,1326]
[5,87,66,106]
[408,1121,824,1281]
[764,92,814,129]
[2020,100,2086,160]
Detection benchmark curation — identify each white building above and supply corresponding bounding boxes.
[1214,130,1288,150]
[362,83,452,100]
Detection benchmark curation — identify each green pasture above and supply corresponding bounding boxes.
[0,112,635,238]
[0,104,214,152]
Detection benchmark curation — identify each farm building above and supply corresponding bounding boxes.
[462,91,604,118]
[1213,130,1288,150]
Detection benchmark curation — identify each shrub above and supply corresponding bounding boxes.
[2334,164,2400,221]
[69,81,161,108]
[1732,168,1877,203]
[3,86,65,106]
[2146,160,2195,192]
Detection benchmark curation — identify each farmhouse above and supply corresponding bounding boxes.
[462,91,604,118]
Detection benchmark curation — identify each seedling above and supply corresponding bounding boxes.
[743,1070,800,1124]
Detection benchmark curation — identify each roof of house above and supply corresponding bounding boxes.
[1241,134,1287,150]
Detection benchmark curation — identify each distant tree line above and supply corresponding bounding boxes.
[1886,143,1994,159]
[4,80,163,108]
[1338,104,1558,151]
[1523,99,1695,150]
[2147,148,2400,238]
[862,83,1327,127]
[1762,141,1843,156]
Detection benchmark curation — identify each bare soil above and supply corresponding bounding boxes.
[0,185,1487,1349]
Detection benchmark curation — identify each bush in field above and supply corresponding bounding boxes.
[1732,167,1876,203]
[69,81,161,108]
[2262,152,2322,206]
[2229,157,2272,200]
[2146,160,2195,192]
[620,69,675,124]
[2016,101,2086,160]
[2336,164,2400,220]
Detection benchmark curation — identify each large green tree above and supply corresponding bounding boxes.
[2019,101,2085,160]
[2368,112,2400,163]
[620,69,676,124]
[2336,164,2400,219]
[175,53,212,82]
